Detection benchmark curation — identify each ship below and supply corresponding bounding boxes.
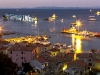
[44,13,58,22]
[60,26,78,34]
[88,16,97,21]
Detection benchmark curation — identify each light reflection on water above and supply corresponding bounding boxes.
[72,34,82,53]
[72,34,82,60]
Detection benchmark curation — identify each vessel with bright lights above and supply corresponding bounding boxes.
[60,26,78,34]
[44,13,58,21]
[60,26,98,38]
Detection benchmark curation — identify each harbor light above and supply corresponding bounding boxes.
[96,11,100,15]
[0,27,2,31]
[90,9,92,12]
[75,36,82,53]
[76,20,82,32]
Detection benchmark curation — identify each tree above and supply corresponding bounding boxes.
[0,52,17,75]
[91,49,97,53]
[22,63,33,74]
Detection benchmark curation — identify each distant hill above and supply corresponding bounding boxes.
[0,6,100,9]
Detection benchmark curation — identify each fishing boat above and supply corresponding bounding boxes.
[88,16,97,21]
[96,11,100,15]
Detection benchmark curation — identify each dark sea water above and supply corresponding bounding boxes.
[0,9,100,52]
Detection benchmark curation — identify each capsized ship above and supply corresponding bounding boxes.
[2,13,38,22]
[88,16,97,21]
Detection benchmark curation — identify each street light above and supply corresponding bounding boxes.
[0,27,2,34]
[0,27,2,40]
[76,20,82,32]
[0,27,2,30]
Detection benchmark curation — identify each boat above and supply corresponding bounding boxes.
[72,15,76,18]
[51,13,58,19]
[2,13,35,22]
[60,26,78,34]
[50,28,56,32]
[44,13,58,22]
[60,27,94,37]
[95,32,100,37]
[41,31,51,40]
[33,17,38,21]
[88,16,97,21]
[60,19,64,22]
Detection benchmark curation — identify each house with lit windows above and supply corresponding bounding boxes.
[7,43,39,67]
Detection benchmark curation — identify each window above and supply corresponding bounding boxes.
[21,52,23,54]
[88,67,90,69]
[22,57,23,59]
[89,58,92,61]
[10,51,12,54]
[88,63,92,66]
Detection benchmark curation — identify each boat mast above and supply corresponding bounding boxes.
[38,29,39,36]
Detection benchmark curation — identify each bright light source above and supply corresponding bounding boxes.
[0,27,2,31]
[62,63,67,71]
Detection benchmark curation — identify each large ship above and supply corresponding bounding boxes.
[2,13,36,22]
[60,26,78,34]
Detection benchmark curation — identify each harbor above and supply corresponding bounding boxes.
[0,9,100,51]
[1,8,100,75]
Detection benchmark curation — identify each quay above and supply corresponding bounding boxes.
[1,31,16,35]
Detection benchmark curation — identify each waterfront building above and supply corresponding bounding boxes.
[7,43,38,67]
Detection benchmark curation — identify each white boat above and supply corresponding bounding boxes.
[60,19,64,22]
[88,16,97,21]
[50,28,56,32]
[72,15,76,18]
